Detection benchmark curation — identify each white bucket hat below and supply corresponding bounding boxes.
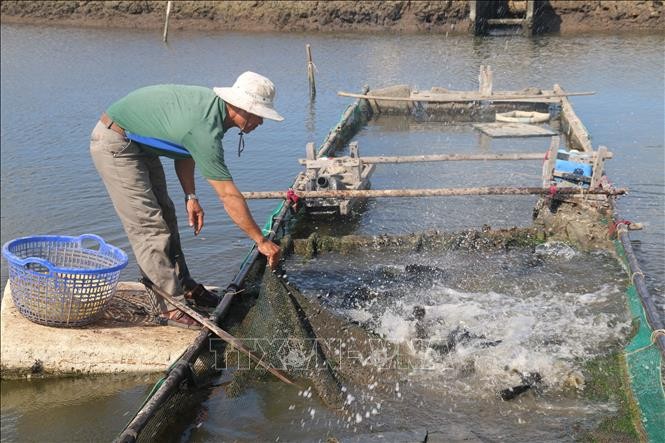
[214,71,284,122]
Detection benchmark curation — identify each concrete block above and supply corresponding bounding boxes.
[1,281,198,379]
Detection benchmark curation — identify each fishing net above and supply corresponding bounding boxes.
[219,227,547,416]
[117,225,661,442]
[222,239,410,415]
[132,345,221,443]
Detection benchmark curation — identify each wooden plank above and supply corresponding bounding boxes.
[338,90,595,103]
[361,163,376,180]
[487,18,525,25]
[554,84,593,152]
[350,147,362,182]
[590,145,608,189]
[542,135,560,186]
[242,186,626,200]
[303,158,361,169]
[305,142,316,160]
[526,0,535,20]
[349,141,359,158]
[339,200,350,215]
[473,122,556,138]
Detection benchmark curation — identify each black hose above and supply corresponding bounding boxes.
[617,225,665,356]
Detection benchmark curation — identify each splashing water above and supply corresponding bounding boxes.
[276,241,631,440]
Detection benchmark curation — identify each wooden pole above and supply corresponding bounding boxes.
[142,279,296,386]
[301,152,614,167]
[162,1,172,43]
[298,152,614,166]
[337,90,596,103]
[306,44,316,99]
[242,186,626,200]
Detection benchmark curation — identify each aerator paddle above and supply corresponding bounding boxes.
[141,278,296,386]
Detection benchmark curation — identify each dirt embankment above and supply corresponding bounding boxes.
[1,1,663,34]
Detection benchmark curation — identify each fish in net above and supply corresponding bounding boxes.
[223,250,413,414]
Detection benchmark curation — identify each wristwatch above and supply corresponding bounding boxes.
[185,193,198,203]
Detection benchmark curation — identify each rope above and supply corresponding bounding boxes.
[609,219,632,239]
[625,342,656,356]
[630,270,645,285]
[651,329,665,343]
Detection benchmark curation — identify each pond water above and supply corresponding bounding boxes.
[1,24,663,441]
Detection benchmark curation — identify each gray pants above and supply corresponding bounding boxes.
[90,121,192,312]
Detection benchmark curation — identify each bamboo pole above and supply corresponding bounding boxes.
[306,44,316,99]
[242,186,626,200]
[337,90,595,103]
[162,1,172,43]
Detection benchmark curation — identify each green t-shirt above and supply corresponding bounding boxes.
[106,84,232,180]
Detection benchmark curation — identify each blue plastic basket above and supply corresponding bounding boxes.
[2,234,128,327]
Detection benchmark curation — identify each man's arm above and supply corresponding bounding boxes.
[175,158,204,235]
[207,179,280,268]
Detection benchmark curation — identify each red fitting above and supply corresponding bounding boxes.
[286,188,300,204]
[609,220,632,239]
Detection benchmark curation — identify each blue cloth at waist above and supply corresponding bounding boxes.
[125,132,191,157]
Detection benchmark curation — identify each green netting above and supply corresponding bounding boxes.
[615,240,665,442]
[623,284,665,442]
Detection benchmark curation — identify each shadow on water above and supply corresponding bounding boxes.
[0,375,153,442]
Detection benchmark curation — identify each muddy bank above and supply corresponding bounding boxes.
[1,1,663,34]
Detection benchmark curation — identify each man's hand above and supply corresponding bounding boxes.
[257,238,281,270]
[186,199,204,235]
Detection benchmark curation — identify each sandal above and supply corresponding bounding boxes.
[184,284,220,308]
[156,309,202,330]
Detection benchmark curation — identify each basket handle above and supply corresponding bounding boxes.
[77,234,109,253]
[16,257,55,274]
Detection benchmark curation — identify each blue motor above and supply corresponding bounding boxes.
[554,149,592,185]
